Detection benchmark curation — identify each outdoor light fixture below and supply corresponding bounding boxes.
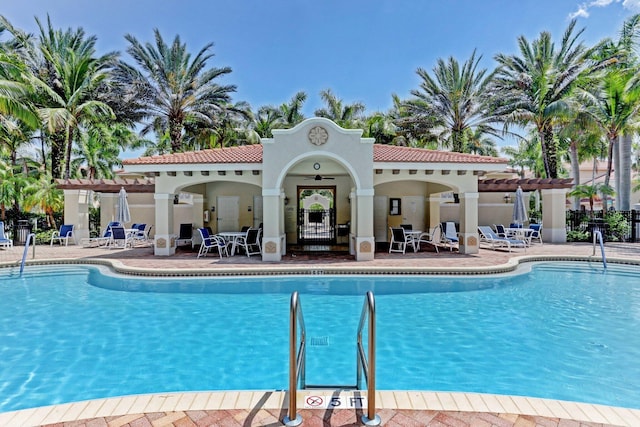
[504,193,512,204]
[284,197,290,205]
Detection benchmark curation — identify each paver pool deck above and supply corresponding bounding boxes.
[1,241,639,426]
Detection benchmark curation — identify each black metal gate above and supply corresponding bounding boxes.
[297,208,336,244]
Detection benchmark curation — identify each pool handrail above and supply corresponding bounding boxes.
[20,233,36,276]
[357,291,381,425]
[284,291,305,427]
[592,229,607,270]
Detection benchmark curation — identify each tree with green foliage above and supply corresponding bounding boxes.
[493,20,595,178]
[314,89,365,129]
[118,29,236,153]
[403,50,499,153]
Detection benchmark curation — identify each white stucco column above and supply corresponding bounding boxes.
[100,193,117,232]
[154,193,176,256]
[191,195,205,246]
[349,190,357,255]
[262,189,284,261]
[62,189,91,243]
[355,189,375,261]
[541,188,567,243]
[458,192,479,254]
[426,196,442,231]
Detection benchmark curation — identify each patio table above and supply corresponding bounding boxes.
[218,231,248,255]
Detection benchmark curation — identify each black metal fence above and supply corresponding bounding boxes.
[566,210,640,242]
[297,208,336,244]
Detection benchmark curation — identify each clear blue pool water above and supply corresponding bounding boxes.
[0,262,638,412]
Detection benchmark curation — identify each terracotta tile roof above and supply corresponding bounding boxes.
[122,145,263,165]
[122,144,507,166]
[373,145,508,164]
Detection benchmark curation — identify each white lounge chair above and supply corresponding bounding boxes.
[389,227,417,254]
[238,227,261,257]
[81,221,120,247]
[107,225,132,249]
[416,224,442,253]
[50,224,75,246]
[197,228,229,258]
[442,222,459,251]
[478,226,527,252]
[0,221,13,249]
[529,223,543,244]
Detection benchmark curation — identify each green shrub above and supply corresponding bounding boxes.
[567,230,590,242]
[605,211,631,242]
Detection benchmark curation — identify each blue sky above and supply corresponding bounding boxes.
[2,0,640,117]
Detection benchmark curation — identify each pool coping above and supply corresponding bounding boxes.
[1,390,639,426]
[1,253,636,277]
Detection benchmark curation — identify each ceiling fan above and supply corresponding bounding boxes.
[305,174,335,181]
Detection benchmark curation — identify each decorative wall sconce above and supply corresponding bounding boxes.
[503,193,512,204]
[284,197,290,205]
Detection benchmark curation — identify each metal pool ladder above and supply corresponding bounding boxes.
[592,229,607,270]
[19,233,36,276]
[284,291,380,426]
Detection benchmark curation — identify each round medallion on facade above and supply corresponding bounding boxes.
[308,126,329,146]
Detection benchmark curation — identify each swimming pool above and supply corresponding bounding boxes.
[0,262,638,412]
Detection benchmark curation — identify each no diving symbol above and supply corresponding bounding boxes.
[306,395,324,407]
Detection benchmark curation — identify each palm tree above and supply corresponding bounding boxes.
[0,51,39,128]
[568,183,615,215]
[2,14,117,179]
[463,127,498,156]
[278,91,307,128]
[362,113,397,145]
[314,89,365,128]
[403,50,499,152]
[502,138,544,178]
[22,171,63,229]
[119,29,237,153]
[493,20,594,178]
[71,124,123,179]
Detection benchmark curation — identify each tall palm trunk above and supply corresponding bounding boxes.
[49,131,65,179]
[619,133,632,210]
[569,139,581,210]
[539,125,558,178]
[614,138,621,210]
[604,133,616,189]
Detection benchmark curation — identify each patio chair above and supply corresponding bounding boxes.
[50,224,75,246]
[131,223,150,245]
[493,224,507,238]
[108,225,132,249]
[389,227,417,254]
[239,227,262,257]
[442,222,459,251]
[400,224,413,231]
[176,223,194,248]
[478,226,526,252]
[416,223,442,253]
[529,223,543,244]
[197,227,229,258]
[81,221,120,247]
[0,221,13,249]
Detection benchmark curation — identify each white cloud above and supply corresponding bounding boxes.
[569,5,590,19]
[622,0,640,11]
[568,0,628,19]
[591,0,616,6]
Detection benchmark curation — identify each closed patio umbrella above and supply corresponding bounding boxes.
[512,186,528,226]
[116,187,131,224]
